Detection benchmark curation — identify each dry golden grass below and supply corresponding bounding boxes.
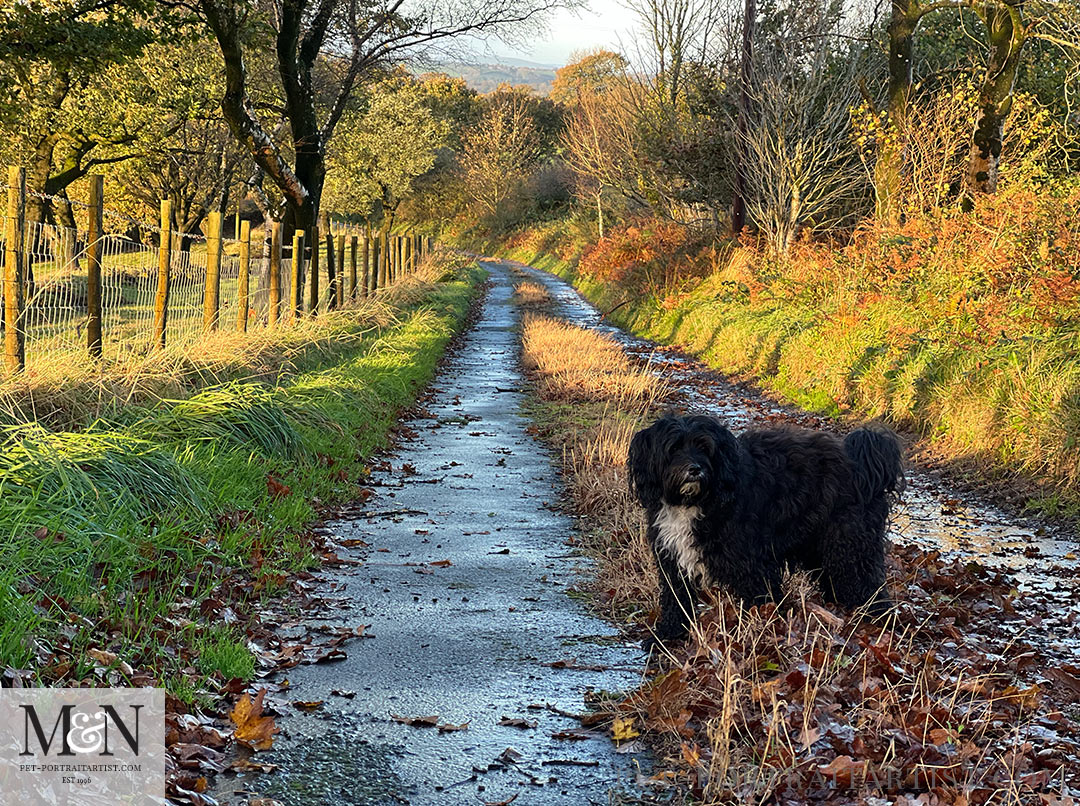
[521,313,666,408]
[517,305,665,619]
[0,256,455,430]
[512,280,552,309]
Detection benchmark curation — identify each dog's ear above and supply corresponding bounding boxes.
[698,417,741,489]
[628,421,663,508]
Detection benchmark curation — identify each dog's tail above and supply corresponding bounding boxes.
[844,426,904,504]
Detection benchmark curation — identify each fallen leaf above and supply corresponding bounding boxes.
[429,559,453,568]
[266,475,292,498]
[496,747,524,765]
[437,721,470,733]
[681,742,701,767]
[551,730,592,741]
[230,690,278,751]
[229,759,279,774]
[87,648,117,666]
[391,714,440,727]
[816,755,866,788]
[612,717,640,743]
[498,717,537,729]
[292,701,324,711]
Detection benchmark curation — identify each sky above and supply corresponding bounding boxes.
[473,0,639,68]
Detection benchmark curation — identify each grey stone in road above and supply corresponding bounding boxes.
[218,260,649,805]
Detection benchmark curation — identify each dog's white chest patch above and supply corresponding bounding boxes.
[654,504,708,583]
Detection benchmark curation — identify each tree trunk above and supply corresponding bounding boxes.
[876,0,917,225]
[964,2,1024,204]
[202,0,318,247]
[731,0,755,234]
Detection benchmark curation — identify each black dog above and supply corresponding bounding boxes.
[628,414,903,643]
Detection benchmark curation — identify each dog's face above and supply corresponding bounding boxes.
[628,415,739,509]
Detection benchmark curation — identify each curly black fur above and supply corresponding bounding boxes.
[628,414,904,644]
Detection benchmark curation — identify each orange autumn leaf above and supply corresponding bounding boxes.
[230,689,278,751]
[266,474,292,499]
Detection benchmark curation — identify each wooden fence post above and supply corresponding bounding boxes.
[378,229,388,290]
[309,223,320,315]
[362,225,370,298]
[372,235,381,294]
[392,233,399,283]
[349,233,358,300]
[335,232,346,307]
[153,199,172,350]
[86,174,104,357]
[4,166,26,371]
[237,220,251,332]
[290,230,305,320]
[322,220,336,311]
[405,232,413,276]
[268,221,282,327]
[203,211,222,331]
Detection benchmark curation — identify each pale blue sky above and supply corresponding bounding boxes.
[480,0,637,67]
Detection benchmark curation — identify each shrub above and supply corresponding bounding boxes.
[578,221,714,295]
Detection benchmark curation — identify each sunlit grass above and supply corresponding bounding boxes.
[0,257,484,695]
[520,312,667,407]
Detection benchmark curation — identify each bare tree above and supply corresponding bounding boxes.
[460,90,541,223]
[737,3,872,254]
[560,82,651,236]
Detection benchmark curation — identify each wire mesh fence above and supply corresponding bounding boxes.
[0,169,432,373]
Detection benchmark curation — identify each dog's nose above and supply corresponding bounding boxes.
[685,465,703,479]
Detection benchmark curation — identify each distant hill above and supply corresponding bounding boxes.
[422,62,558,95]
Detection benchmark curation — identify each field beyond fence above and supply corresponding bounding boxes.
[0,165,433,374]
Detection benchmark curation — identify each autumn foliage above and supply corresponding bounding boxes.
[578,220,713,293]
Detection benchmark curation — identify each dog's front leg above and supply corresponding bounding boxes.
[648,537,699,647]
[725,555,782,610]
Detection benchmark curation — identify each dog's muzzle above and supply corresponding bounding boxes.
[678,465,704,497]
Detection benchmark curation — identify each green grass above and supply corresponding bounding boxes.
[195,626,256,681]
[0,261,484,693]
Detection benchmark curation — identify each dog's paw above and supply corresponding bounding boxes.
[861,593,893,621]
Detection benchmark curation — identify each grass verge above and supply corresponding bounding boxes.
[0,254,484,699]
[510,275,1080,805]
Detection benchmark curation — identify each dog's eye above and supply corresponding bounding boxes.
[695,437,713,452]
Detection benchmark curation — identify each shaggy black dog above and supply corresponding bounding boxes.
[628,414,903,644]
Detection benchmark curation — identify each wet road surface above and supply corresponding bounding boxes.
[216,261,650,805]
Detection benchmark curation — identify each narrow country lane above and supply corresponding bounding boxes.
[215,261,650,806]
